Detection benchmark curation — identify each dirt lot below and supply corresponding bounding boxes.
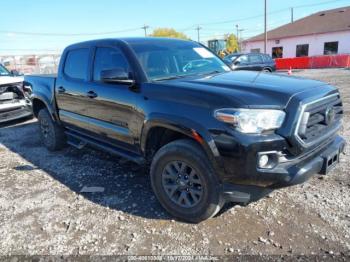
[0,68,349,257]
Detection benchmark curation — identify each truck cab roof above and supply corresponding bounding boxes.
[65,37,195,50]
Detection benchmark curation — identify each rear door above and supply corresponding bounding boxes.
[248,54,264,71]
[55,48,92,128]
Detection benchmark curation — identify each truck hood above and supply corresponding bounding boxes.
[164,71,330,109]
[0,76,24,86]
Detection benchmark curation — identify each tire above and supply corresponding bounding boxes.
[263,68,272,73]
[37,108,66,151]
[150,139,224,223]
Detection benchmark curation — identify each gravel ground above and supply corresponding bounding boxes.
[0,68,349,257]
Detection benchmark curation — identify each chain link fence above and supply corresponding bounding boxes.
[0,54,61,75]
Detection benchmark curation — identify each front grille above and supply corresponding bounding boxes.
[296,94,343,145]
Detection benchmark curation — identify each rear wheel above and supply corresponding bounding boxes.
[37,108,66,151]
[263,68,272,73]
[150,139,224,223]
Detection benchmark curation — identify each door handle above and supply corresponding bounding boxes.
[86,90,98,98]
[57,86,66,93]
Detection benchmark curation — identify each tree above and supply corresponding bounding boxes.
[226,34,239,53]
[150,28,189,40]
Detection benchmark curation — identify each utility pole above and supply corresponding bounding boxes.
[196,26,202,42]
[236,24,239,52]
[291,7,294,23]
[264,0,267,54]
[239,29,244,52]
[141,24,149,37]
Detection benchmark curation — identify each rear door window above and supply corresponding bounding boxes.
[262,54,273,62]
[249,54,263,64]
[64,48,89,80]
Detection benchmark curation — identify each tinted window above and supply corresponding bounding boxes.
[64,49,89,80]
[93,47,130,81]
[249,54,263,64]
[262,54,273,62]
[296,44,309,57]
[324,42,338,55]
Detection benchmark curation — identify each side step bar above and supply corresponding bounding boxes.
[65,130,145,165]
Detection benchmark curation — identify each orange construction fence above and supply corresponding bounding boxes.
[275,54,350,70]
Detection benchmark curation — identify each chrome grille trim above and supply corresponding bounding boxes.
[294,93,342,147]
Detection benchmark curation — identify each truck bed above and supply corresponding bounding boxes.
[24,74,57,110]
[25,75,56,93]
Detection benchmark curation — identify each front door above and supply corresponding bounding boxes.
[235,54,250,70]
[82,46,140,153]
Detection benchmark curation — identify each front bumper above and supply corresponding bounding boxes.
[0,99,32,123]
[213,127,346,191]
[261,135,346,188]
[219,135,345,203]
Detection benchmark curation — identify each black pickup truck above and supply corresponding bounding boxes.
[25,38,345,222]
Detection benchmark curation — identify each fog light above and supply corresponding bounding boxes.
[258,154,269,168]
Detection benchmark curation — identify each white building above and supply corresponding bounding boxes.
[243,6,350,58]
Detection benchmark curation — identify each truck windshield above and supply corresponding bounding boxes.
[0,64,10,76]
[129,41,231,81]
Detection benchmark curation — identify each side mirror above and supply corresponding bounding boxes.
[233,61,240,66]
[100,68,134,85]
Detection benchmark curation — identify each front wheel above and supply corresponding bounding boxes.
[150,139,224,223]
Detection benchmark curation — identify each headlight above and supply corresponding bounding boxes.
[214,108,286,134]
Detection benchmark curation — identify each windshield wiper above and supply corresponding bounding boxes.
[153,71,223,81]
[198,70,223,77]
[153,75,187,81]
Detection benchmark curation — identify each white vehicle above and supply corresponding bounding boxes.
[0,64,32,123]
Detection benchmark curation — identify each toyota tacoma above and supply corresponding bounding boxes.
[25,38,345,222]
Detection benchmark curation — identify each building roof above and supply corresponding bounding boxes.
[247,6,350,42]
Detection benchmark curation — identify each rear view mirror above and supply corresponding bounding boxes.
[100,68,134,85]
[234,61,240,65]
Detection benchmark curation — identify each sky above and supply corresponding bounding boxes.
[1,0,349,55]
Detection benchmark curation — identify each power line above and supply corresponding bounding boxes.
[0,27,142,37]
[191,17,290,33]
[293,0,345,9]
[179,0,346,29]
[0,0,346,40]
